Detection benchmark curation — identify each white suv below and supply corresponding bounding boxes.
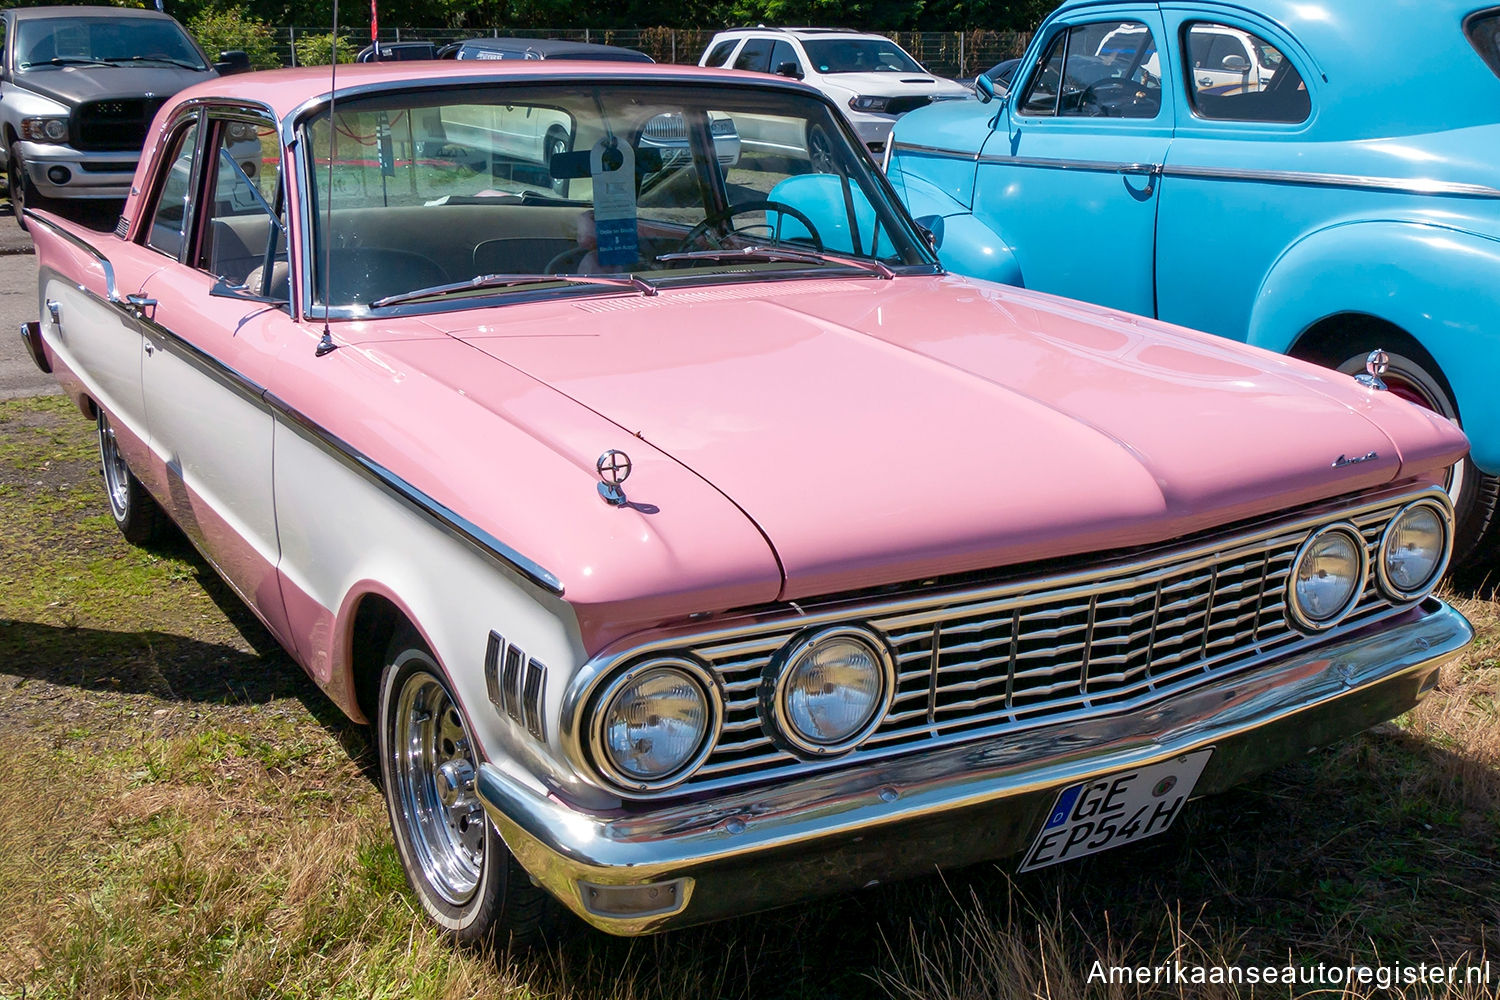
[699,28,968,155]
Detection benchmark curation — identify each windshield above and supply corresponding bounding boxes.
[14,17,207,70]
[801,38,924,74]
[300,82,936,314]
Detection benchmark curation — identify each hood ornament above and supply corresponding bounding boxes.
[1353,349,1388,391]
[596,449,632,506]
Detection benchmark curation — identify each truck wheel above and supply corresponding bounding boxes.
[545,131,569,197]
[377,629,558,947]
[8,147,36,232]
[1335,347,1500,569]
[97,412,163,545]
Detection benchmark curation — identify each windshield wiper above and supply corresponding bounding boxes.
[655,245,895,279]
[103,56,204,70]
[26,56,113,67]
[370,272,657,309]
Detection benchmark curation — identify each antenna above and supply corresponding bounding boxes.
[316,0,341,357]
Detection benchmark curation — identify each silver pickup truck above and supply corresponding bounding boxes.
[0,5,247,230]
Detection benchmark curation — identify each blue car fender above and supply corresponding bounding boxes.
[1248,219,1500,474]
[895,171,1023,287]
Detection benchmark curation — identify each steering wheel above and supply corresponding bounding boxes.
[673,199,824,254]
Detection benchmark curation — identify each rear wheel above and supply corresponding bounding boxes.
[377,629,557,947]
[97,412,162,545]
[1332,346,1499,569]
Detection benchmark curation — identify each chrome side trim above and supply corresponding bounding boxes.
[559,484,1449,797]
[266,392,565,595]
[25,210,121,301]
[889,140,980,161]
[1160,163,1500,200]
[138,313,271,410]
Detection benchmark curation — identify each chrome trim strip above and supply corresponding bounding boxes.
[889,140,979,161]
[266,392,565,595]
[139,314,272,410]
[25,210,121,301]
[975,153,1162,176]
[559,484,1449,796]
[481,598,1471,934]
[1160,163,1500,200]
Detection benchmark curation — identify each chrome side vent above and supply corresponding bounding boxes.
[114,216,130,239]
[484,631,548,741]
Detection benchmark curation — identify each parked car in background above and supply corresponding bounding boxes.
[356,41,439,62]
[433,37,739,177]
[20,59,1474,946]
[699,27,968,156]
[887,0,1500,565]
[0,5,247,229]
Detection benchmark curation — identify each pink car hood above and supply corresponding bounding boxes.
[429,274,1466,602]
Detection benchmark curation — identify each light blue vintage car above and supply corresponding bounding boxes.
[887,0,1500,565]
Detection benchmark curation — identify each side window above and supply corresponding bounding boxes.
[1183,22,1309,122]
[198,116,287,298]
[1019,21,1161,119]
[704,39,737,67]
[145,121,200,259]
[733,37,774,73]
[769,39,802,77]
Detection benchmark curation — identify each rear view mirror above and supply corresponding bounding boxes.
[975,73,997,104]
[1221,53,1250,72]
[775,61,803,79]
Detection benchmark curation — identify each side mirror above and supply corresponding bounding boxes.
[214,50,251,75]
[913,214,944,250]
[1221,53,1250,73]
[975,72,998,104]
[775,61,803,79]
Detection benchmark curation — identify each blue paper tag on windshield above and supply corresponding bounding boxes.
[595,218,638,267]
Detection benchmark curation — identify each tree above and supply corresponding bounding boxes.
[188,8,283,68]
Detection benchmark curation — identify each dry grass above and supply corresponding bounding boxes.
[2,394,1498,999]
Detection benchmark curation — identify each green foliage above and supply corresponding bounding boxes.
[293,30,359,65]
[187,8,283,69]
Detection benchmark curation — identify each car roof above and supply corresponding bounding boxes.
[8,5,179,20]
[446,37,653,61]
[715,27,890,40]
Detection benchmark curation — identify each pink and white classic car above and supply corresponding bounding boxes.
[19,60,1475,943]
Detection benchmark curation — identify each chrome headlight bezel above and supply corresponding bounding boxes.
[587,656,722,793]
[761,624,895,758]
[1376,498,1452,602]
[1287,522,1368,632]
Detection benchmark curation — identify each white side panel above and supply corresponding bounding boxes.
[40,271,145,435]
[272,417,593,796]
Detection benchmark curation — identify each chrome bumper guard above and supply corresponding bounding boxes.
[20,321,50,374]
[476,599,1471,935]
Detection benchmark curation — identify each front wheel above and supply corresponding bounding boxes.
[1334,347,1500,569]
[7,147,35,232]
[377,630,557,947]
[97,412,162,545]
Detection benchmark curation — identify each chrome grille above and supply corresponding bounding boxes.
[619,494,1426,795]
[642,113,689,140]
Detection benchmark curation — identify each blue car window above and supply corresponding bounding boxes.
[1019,20,1162,119]
[1182,22,1309,123]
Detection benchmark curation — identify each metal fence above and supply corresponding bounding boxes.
[277,27,1032,79]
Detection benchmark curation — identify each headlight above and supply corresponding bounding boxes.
[21,117,69,143]
[763,625,893,757]
[1378,499,1450,600]
[1288,524,1366,630]
[848,96,892,112]
[592,658,718,791]
[227,121,256,141]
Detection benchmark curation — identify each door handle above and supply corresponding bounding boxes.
[1198,76,1212,86]
[123,293,157,320]
[144,341,155,357]
[46,299,61,327]
[1115,163,1162,196]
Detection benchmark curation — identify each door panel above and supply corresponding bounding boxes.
[971,10,1174,317]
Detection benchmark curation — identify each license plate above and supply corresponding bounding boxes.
[1018,749,1213,872]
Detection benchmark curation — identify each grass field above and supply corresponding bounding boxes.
[1,392,1497,1000]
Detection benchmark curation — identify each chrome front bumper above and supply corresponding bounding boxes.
[14,140,138,200]
[476,598,1471,935]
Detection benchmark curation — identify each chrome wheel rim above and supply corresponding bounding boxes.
[98,416,131,520]
[392,668,485,906]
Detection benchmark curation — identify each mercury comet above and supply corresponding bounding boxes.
[18,60,1475,943]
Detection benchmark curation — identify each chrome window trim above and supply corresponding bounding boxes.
[1285,522,1369,632]
[888,140,979,162]
[760,624,897,759]
[560,484,1449,798]
[586,655,724,793]
[1375,497,1454,603]
[25,211,121,300]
